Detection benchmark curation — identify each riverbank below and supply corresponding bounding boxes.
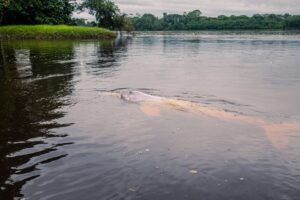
[0,25,116,40]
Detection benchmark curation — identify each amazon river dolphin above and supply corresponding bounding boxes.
[101,90,300,149]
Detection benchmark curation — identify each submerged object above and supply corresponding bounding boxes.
[100,90,300,149]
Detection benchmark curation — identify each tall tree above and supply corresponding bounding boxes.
[79,0,131,31]
[80,0,119,29]
[113,14,133,31]
[186,10,202,19]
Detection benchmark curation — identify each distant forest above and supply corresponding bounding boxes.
[1,0,300,31]
[129,10,300,31]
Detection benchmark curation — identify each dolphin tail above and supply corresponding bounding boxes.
[262,122,300,150]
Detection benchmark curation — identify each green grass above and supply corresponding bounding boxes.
[0,25,116,39]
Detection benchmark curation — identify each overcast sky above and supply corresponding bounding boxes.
[74,0,300,20]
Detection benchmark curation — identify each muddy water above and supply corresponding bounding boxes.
[1,32,300,200]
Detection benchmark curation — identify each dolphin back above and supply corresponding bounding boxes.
[120,90,162,103]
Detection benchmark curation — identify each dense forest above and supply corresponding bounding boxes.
[0,0,75,25]
[129,10,300,30]
[0,0,130,31]
[1,0,300,31]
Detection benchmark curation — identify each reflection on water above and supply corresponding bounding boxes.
[0,38,129,199]
[0,40,75,199]
[0,32,300,200]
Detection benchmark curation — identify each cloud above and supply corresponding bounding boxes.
[113,0,300,16]
[73,12,95,21]
[74,0,300,20]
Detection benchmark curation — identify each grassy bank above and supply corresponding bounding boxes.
[0,25,116,39]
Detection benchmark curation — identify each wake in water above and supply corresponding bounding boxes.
[100,90,300,150]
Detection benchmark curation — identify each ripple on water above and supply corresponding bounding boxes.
[1,34,300,200]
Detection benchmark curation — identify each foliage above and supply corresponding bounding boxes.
[133,14,163,30]
[72,18,98,27]
[79,0,132,31]
[80,0,119,29]
[1,0,75,25]
[113,14,133,31]
[284,15,300,29]
[130,11,300,30]
[0,25,116,39]
[0,0,10,24]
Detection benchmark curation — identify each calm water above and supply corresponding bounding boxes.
[1,32,300,200]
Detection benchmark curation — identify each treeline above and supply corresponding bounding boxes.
[2,1,299,31]
[0,0,130,31]
[130,10,300,30]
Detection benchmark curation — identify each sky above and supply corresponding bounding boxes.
[74,0,300,20]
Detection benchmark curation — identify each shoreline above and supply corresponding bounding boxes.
[132,30,300,33]
[0,25,116,40]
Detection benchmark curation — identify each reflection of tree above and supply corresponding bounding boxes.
[74,36,131,77]
[0,41,75,199]
[95,36,131,66]
[0,37,129,199]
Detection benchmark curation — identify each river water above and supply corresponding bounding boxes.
[1,32,300,200]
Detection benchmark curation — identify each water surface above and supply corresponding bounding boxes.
[1,32,300,200]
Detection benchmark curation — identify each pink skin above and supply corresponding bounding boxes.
[102,90,300,150]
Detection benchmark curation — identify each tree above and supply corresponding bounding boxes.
[129,11,300,31]
[187,10,202,19]
[80,0,119,29]
[133,14,162,30]
[1,0,75,25]
[284,15,300,29]
[113,14,133,32]
[79,0,131,31]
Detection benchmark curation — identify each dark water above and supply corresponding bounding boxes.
[1,32,300,200]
